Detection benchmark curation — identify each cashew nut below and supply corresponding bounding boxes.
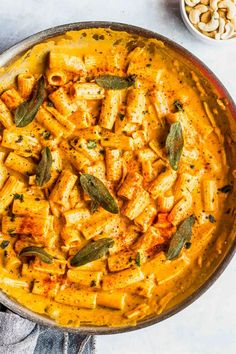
[209,0,220,10]
[185,0,201,7]
[198,11,220,31]
[231,17,236,31]
[218,0,236,20]
[201,0,210,5]
[221,22,235,38]
[201,10,212,23]
[189,4,209,24]
[215,17,226,38]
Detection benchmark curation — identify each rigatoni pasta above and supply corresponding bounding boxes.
[0,27,233,329]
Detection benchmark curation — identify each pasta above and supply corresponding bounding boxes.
[0,27,233,329]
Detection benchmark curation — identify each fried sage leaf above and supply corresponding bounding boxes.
[19,246,53,264]
[70,238,114,267]
[166,121,184,171]
[36,147,52,186]
[14,76,46,127]
[80,174,119,214]
[95,75,135,90]
[166,215,195,260]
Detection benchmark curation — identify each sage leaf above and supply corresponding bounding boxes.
[14,76,46,127]
[95,75,135,90]
[166,121,184,171]
[70,238,114,267]
[166,215,195,260]
[80,174,119,214]
[90,200,100,213]
[36,147,52,186]
[19,246,53,264]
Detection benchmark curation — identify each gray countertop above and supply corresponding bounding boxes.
[0,1,235,353]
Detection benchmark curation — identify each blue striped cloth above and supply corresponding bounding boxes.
[0,304,95,354]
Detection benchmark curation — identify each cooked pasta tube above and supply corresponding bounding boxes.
[0,99,13,128]
[168,192,193,226]
[13,194,49,218]
[1,88,23,110]
[36,107,66,138]
[149,169,177,199]
[81,210,115,240]
[134,201,157,231]
[99,90,121,130]
[122,187,150,220]
[49,52,86,74]
[118,172,143,200]
[5,152,36,175]
[0,176,24,214]
[2,128,41,157]
[70,83,105,100]
[124,303,150,320]
[46,69,71,86]
[59,141,90,171]
[49,87,77,116]
[126,88,146,124]
[32,280,59,298]
[102,267,144,291]
[105,148,122,182]
[124,274,155,298]
[64,208,90,226]
[97,292,126,310]
[2,215,51,237]
[17,73,35,98]
[107,250,135,272]
[55,288,97,309]
[50,170,78,208]
[201,179,217,212]
[67,270,103,288]
[44,104,76,134]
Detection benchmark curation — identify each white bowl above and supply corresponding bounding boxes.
[180,0,236,45]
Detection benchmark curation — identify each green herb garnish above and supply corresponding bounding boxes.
[87,140,97,149]
[0,240,10,249]
[19,246,53,264]
[70,238,114,267]
[166,215,195,260]
[35,147,52,187]
[80,174,119,214]
[135,252,141,267]
[218,184,232,193]
[13,193,24,202]
[14,76,46,127]
[173,100,183,112]
[166,121,184,171]
[95,75,135,90]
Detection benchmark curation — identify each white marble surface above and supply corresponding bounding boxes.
[0,0,235,353]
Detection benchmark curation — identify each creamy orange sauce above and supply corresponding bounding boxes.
[0,28,235,328]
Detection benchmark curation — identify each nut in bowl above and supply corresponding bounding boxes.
[180,0,236,43]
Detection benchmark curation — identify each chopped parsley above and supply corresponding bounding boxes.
[208,214,216,223]
[15,135,23,143]
[90,280,96,287]
[135,252,141,267]
[0,240,10,249]
[118,112,125,121]
[218,184,232,193]
[13,193,24,202]
[173,100,183,112]
[185,242,192,249]
[87,140,97,149]
[42,131,51,140]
